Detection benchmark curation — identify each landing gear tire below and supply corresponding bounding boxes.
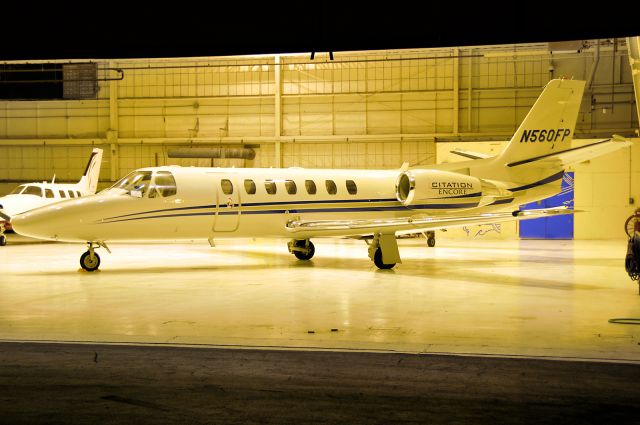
[373,247,395,270]
[0,235,6,246]
[80,250,101,272]
[427,237,435,247]
[293,240,315,260]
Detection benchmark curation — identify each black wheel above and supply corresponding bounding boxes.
[373,247,395,270]
[0,235,6,246]
[80,250,100,272]
[293,240,315,260]
[625,213,640,238]
[427,237,435,247]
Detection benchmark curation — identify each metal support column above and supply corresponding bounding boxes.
[108,61,120,181]
[627,37,640,128]
[467,48,472,132]
[453,48,459,136]
[274,55,282,167]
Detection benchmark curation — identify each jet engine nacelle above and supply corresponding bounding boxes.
[396,169,513,207]
[396,169,481,206]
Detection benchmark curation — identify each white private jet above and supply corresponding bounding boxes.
[11,80,632,271]
[0,148,103,246]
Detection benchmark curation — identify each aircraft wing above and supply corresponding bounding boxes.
[285,206,574,237]
[507,137,632,168]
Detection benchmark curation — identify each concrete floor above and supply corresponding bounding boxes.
[3,342,640,425]
[1,234,639,361]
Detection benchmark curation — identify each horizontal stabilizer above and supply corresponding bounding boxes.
[507,138,632,168]
[285,206,575,237]
[450,149,492,160]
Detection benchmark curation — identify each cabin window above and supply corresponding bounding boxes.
[68,191,76,198]
[346,180,357,195]
[10,185,26,194]
[305,180,316,195]
[265,180,277,195]
[285,180,297,195]
[59,190,66,198]
[23,186,43,197]
[325,180,337,195]
[154,172,177,197]
[221,179,233,195]
[109,170,153,197]
[76,191,81,197]
[244,179,256,195]
[45,189,54,198]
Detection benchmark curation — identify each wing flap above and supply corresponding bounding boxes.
[285,206,574,237]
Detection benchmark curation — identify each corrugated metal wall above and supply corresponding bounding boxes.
[0,39,636,184]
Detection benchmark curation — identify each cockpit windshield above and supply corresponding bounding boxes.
[104,170,177,198]
[21,186,43,197]
[9,185,27,195]
[107,171,152,197]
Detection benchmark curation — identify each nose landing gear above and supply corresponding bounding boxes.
[80,241,110,272]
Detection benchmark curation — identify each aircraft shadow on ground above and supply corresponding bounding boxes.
[14,243,608,291]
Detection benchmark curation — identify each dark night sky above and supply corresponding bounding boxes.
[0,3,637,60]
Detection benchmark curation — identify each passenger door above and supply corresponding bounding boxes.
[212,177,241,232]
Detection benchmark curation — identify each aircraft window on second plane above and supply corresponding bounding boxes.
[325,180,337,195]
[285,180,297,195]
[346,180,357,195]
[45,189,54,198]
[305,180,317,195]
[10,185,26,195]
[265,180,277,195]
[68,191,76,198]
[244,179,256,195]
[23,186,43,197]
[59,190,66,198]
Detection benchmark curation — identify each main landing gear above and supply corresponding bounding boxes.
[288,239,315,260]
[426,231,436,247]
[80,242,110,272]
[367,233,401,270]
[288,232,433,270]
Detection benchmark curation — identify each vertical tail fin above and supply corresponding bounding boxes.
[77,148,103,194]
[497,79,585,165]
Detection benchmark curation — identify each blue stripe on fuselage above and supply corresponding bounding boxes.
[98,202,480,224]
[96,171,562,224]
[102,198,398,220]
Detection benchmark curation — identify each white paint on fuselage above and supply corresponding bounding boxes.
[12,165,561,243]
[0,182,89,217]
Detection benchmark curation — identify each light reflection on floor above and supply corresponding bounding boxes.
[0,234,638,361]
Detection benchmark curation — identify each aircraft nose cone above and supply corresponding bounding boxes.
[11,208,59,241]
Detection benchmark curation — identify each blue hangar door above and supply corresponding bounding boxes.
[519,172,574,239]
